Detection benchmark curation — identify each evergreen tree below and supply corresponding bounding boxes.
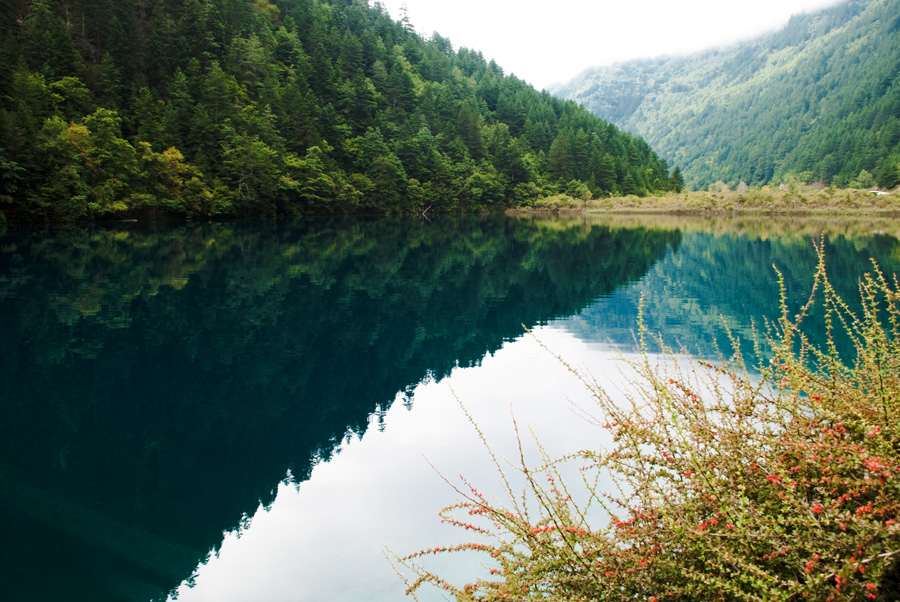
[671,165,685,192]
[22,1,82,79]
[456,100,485,160]
[548,134,574,182]
[0,0,673,221]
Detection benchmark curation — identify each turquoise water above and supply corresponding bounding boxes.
[1,215,898,601]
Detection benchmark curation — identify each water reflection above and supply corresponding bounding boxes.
[3,215,900,601]
[0,215,677,602]
[160,215,900,601]
[170,327,616,602]
[567,215,900,359]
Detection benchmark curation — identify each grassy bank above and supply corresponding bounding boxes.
[510,211,900,242]
[515,185,900,216]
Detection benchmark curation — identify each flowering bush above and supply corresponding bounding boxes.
[394,243,900,601]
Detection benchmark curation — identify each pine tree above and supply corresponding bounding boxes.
[548,134,574,182]
[671,165,685,192]
[456,100,485,159]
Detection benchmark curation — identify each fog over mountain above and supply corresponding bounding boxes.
[551,0,900,190]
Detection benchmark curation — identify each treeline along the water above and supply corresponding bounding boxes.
[0,0,680,221]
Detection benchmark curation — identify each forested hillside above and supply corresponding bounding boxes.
[0,0,678,221]
[552,0,900,190]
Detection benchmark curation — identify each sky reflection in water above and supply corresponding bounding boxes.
[170,327,628,602]
[167,218,900,602]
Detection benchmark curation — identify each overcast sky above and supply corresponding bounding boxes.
[377,0,845,90]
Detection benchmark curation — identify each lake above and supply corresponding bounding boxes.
[2,213,899,602]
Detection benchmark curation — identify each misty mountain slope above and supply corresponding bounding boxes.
[551,0,900,190]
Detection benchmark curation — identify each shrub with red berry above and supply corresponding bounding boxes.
[394,244,900,601]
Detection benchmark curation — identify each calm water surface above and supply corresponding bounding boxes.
[2,214,899,602]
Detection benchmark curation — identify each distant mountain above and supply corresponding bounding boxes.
[551,0,900,190]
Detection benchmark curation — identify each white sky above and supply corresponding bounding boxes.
[377,0,845,90]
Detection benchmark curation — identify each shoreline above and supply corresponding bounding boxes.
[509,187,900,218]
[508,206,900,217]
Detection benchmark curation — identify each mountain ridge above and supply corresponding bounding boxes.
[551,0,900,190]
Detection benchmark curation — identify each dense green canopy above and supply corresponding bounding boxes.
[0,0,678,221]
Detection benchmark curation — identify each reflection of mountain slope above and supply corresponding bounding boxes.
[0,216,678,602]
[563,227,900,359]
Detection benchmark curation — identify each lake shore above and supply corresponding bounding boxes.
[510,186,900,217]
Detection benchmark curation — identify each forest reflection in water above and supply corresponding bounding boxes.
[1,214,900,601]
